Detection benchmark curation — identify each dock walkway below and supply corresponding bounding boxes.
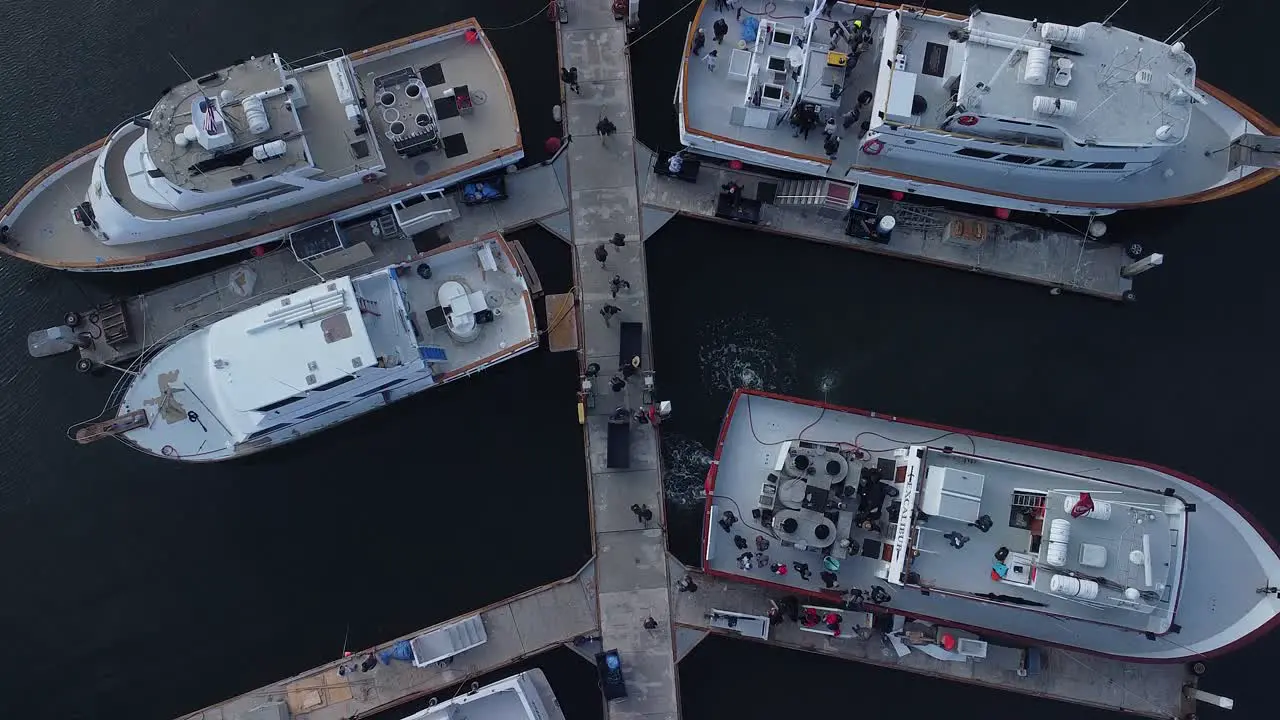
[558,3,681,719]
[636,145,1140,301]
[670,568,1196,720]
[178,564,597,720]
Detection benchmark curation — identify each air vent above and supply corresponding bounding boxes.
[305,373,317,385]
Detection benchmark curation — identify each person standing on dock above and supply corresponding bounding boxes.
[594,244,609,268]
[610,275,631,298]
[596,116,616,140]
[705,49,718,72]
[823,116,838,141]
[609,375,626,392]
[609,232,627,249]
[792,562,812,581]
[560,67,580,95]
[643,616,658,630]
[692,28,706,56]
[820,570,840,589]
[600,303,621,327]
[677,575,698,593]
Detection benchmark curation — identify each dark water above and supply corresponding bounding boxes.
[0,0,1277,718]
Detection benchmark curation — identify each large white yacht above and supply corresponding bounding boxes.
[704,389,1280,660]
[676,2,1280,216]
[101,233,536,461]
[0,19,522,271]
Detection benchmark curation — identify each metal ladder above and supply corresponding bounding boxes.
[377,213,404,242]
[357,297,380,316]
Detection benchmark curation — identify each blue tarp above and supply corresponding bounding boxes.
[378,640,414,665]
[741,17,759,43]
[463,182,503,203]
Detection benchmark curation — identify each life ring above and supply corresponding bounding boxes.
[361,173,379,184]
[861,139,885,155]
[956,114,979,126]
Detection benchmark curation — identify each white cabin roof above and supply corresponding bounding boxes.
[206,277,376,413]
[958,13,1198,146]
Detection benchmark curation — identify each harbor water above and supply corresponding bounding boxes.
[0,1,1276,719]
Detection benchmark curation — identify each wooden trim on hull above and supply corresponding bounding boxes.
[702,387,1280,661]
[679,2,1279,211]
[1,18,522,271]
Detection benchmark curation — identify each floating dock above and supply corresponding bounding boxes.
[26,159,571,373]
[637,145,1156,302]
[669,565,1198,720]
[176,566,597,720]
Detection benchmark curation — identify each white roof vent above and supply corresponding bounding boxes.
[1135,68,1153,85]
[1040,23,1085,44]
[1033,96,1078,117]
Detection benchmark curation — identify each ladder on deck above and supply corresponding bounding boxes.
[1012,491,1047,514]
[376,213,405,242]
[357,297,380,316]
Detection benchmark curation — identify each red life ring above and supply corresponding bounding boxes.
[861,139,885,155]
[956,114,979,126]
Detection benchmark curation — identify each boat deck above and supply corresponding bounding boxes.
[0,20,521,269]
[39,159,569,372]
[637,145,1139,300]
[682,1,1260,208]
[174,566,596,720]
[671,566,1196,720]
[703,391,1275,660]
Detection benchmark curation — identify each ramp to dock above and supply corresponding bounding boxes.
[670,568,1194,720]
[558,4,682,719]
[544,292,579,352]
[178,566,596,720]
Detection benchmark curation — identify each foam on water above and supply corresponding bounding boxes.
[697,313,796,394]
[661,432,713,507]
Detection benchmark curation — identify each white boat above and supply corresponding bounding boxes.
[107,233,536,461]
[676,2,1280,216]
[703,389,1280,660]
[0,19,522,271]
[397,670,565,720]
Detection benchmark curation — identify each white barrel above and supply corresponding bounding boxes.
[1045,541,1068,567]
[1050,574,1099,599]
[1063,497,1111,520]
[243,95,271,135]
[1040,23,1085,44]
[1023,47,1050,85]
[252,140,288,162]
[1033,96,1078,117]
[174,133,190,148]
[1048,518,1071,543]
[183,124,199,142]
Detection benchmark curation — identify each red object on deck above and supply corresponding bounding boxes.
[994,207,1012,220]
[941,633,957,651]
[464,29,479,44]
[1071,492,1096,518]
[728,160,743,170]
[545,136,562,155]
[890,190,905,201]
[250,245,266,257]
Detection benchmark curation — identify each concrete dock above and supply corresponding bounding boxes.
[636,145,1147,302]
[669,566,1197,720]
[558,3,683,719]
[177,565,597,720]
[27,159,571,373]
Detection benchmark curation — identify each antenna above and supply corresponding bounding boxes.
[1101,0,1129,25]
[1163,0,1223,45]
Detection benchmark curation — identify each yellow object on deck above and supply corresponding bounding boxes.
[826,51,848,67]
[577,401,585,425]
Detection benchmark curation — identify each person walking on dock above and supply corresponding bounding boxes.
[705,49,718,72]
[820,570,840,589]
[792,562,812,581]
[610,374,626,392]
[692,28,706,56]
[596,116,616,139]
[609,275,631,298]
[823,116,838,141]
[714,0,727,10]
[600,303,621,327]
[560,67,580,95]
[594,244,609,268]
[609,232,627,249]
[713,18,729,44]
[643,616,658,630]
[677,575,698,593]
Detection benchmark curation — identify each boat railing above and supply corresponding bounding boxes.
[281,48,348,72]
